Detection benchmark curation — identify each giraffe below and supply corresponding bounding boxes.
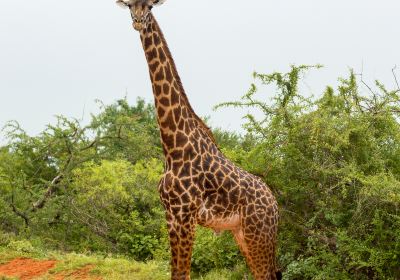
[116,1,280,279]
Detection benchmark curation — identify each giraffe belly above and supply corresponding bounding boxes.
[198,205,241,233]
[206,214,241,232]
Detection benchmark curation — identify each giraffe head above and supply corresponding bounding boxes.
[116,0,166,31]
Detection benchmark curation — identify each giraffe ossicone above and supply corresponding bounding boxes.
[117,2,281,279]
[116,0,166,9]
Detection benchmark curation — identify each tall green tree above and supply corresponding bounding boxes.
[0,98,162,241]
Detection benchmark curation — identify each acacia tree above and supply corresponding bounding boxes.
[0,98,161,237]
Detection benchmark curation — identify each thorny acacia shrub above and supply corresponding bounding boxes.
[71,159,165,260]
[216,65,400,279]
[0,98,163,254]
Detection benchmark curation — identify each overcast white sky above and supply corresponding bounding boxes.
[1,0,399,143]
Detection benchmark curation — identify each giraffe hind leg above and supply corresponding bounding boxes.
[233,227,278,280]
[232,203,279,280]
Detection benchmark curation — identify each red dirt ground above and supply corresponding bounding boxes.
[0,258,102,280]
[0,258,56,280]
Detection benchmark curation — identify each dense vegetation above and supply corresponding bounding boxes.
[1,66,399,279]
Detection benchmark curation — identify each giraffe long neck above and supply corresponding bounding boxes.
[139,13,215,156]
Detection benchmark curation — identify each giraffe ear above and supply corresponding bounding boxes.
[116,0,129,9]
[150,0,166,6]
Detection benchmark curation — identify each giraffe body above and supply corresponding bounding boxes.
[117,1,280,279]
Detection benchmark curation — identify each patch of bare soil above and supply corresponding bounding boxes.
[0,258,57,280]
[0,259,101,280]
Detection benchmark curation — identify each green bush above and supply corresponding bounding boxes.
[6,240,35,253]
[217,65,400,279]
[0,231,13,247]
[191,227,243,274]
[70,159,165,260]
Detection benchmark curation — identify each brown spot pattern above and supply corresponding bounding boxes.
[135,8,280,280]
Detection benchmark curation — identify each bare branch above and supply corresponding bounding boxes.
[70,200,117,245]
[392,65,400,91]
[282,210,337,249]
[355,71,376,97]
[10,194,29,227]
[31,174,64,212]
[11,204,29,226]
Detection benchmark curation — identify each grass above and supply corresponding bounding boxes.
[0,244,170,280]
[0,240,250,280]
[46,253,170,280]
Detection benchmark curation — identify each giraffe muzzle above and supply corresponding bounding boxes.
[133,21,144,31]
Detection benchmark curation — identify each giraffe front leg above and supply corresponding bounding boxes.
[166,211,195,280]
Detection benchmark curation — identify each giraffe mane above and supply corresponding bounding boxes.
[155,18,217,145]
